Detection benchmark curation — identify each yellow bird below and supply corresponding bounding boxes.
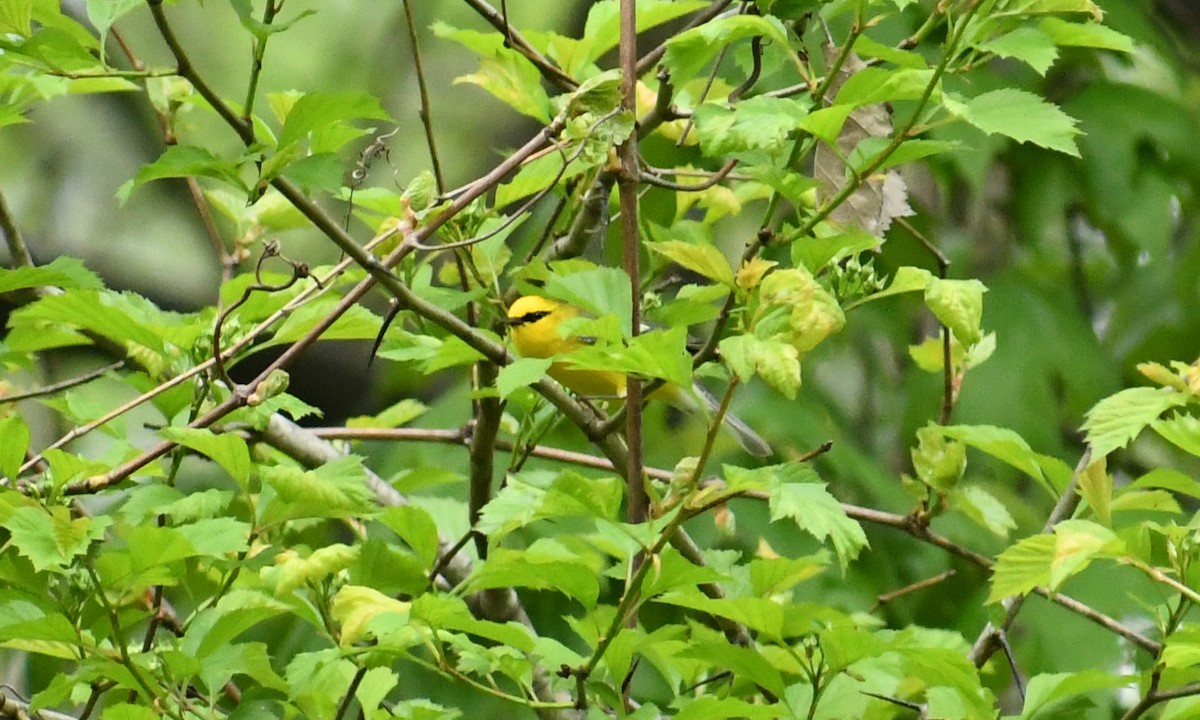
[506,295,771,457]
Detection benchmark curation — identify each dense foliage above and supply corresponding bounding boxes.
[1,1,1199,718]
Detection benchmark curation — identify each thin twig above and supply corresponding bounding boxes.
[401,0,445,192]
[0,188,33,268]
[459,0,577,91]
[308,426,676,481]
[871,569,956,612]
[0,361,125,404]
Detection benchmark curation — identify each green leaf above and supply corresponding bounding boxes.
[464,546,600,607]
[0,415,31,481]
[979,26,1058,75]
[1151,414,1200,457]
[852,33,928,68]
[330,585,410,646]
[496,357,554,399]
[766,468,867,569]
[1082,387,1188,458]
[174,518,252,559]
[943,88,1081,157]
[16,289,167,356]
[346,398,428,429]
[355,667,399,719]
[1075,458,1111,526]
[262,544,359,596]
[258,455,376,527]
[938,425,1053,495]
[648,240,736,287]
[925,277,987,346]
[654,590,783,640]
[160,427,252,485]
[269,299,382,345]
[542,265,632,328]
[0,256,104,294]
[988,520,1117,603]
[1162,627,1200,670]
[1039,17,1133,53]
[673,696,785,720]
[277,92,391,149]
[663,15,792,83]
[1019,670,1132,720]
[692,96,809,157]
[432,22,554,122]
[379,505,441,567]
[1047,519,1117,589]
[1127,467,1200,500]
[6,505,110,573]
[911,425,966,492]
[563,326,693,388]
[988,533,1054,603]
[680,641,786,699]
[579,0,708,69]
[720,334,802,400]
[833,67,935,107]
[791,227,880,273]
[749,553,828,596]
[118,145,250,203]
[952,485,1017,537]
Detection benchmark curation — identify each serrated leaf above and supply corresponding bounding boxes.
[542,266,632,328]
[262,544,359,596]
[495,357,553,399]
[663,15,791,83]
[925,277,986,346]
[1019,670,1132,720]
[938,425,1052,495]
[1040,17,1133,53]
[681,641,787,698]
[0,256,104,294]
[160,427,252,485]
[174,517,252,559]
[277,92,391,149]
[1082,387,1188,458]
[720,334,802,400]
[355,667,398,719]
[118,145,249,203]
[692,96,808,158]
[464,547,599,607]
[988,533,1054,603]
[0,415,31,481]
[952,485,1016,537]
[1127,467,1200,499]
[7,506,110,573]
[1151,414,1200,457]
[379,505,441,567]
[655,591,784,639]
[1048,519,1116,589]
[346,398,427,429]
[258,455,375,527]
[648,240,735,287]
[330,585,410,646]
[1076,458,1111,526]
[768,472,867,569]
[943,88,1080,157]
[979,26,1058,75]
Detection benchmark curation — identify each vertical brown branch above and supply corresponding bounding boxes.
[401,0,446,192]
[468,362,502,559]
[618,0,647,525]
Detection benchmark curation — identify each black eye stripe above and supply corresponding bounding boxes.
[509,310,551,326]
